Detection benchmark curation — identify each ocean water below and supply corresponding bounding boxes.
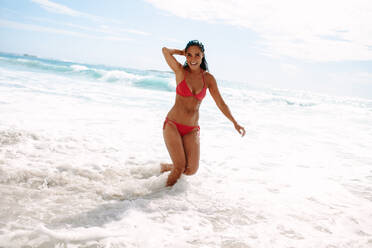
[0,51,372,248]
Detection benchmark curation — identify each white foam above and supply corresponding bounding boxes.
[70,64,89,71]
[1,64,372,247]
[38,225,123,241]
[98,69,143,82]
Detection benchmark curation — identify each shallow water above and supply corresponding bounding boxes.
[0,52,372,247]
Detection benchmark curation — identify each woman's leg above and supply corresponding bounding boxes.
[182,129,200,175]
[163,122,187,186]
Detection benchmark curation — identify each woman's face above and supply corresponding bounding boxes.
[186,46,203,70]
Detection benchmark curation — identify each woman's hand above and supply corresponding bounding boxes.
[234,123,246,137]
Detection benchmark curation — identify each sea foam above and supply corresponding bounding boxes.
[1,52,372,247]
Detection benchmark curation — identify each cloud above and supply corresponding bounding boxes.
[0,19,132,42]
[146,0,372,62]
[27,16,150,37]
[31,0,83,16]
[30,0,102,21]
[29,1,151,36]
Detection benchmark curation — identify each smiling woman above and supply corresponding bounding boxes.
[184,40,208,71]
[1,41,372,248]
[160,40,246,186]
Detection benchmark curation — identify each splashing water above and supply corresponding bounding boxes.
[1,52,372,247]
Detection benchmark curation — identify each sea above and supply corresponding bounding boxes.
[0,52,371,248]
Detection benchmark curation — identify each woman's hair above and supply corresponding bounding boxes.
[183,40,209,71]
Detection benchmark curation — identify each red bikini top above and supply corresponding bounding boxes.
[176,71,207,101]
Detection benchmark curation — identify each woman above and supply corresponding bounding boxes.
[161,40,246,187]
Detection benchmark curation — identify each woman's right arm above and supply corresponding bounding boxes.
[162,47,184,73]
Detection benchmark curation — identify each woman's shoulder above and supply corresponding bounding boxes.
[203,71,217,85]
[203,71,215,78]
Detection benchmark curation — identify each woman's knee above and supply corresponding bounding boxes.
[166,163,186,186]
[173,161,186,174]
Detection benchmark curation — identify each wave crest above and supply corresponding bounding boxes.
[0,53,174,91]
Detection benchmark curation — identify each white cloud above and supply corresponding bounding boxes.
[146,0,372,62]
[30,0,103,22]
[31,0,84,16]
[29,1,151,36]
[0,19,132,42]
[27,17,150,37]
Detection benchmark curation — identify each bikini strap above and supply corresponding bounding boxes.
[178,70,186,85]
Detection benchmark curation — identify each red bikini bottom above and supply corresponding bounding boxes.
[163,118,200,137]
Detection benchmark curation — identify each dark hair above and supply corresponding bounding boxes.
[183,40,209,71]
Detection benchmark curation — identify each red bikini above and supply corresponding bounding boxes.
[176,71,207,101]
[163,117,200,137]
[163,71,207,137]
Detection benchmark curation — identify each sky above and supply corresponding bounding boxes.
[1,0,372,99]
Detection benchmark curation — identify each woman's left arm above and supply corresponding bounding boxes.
[207,73,246,137]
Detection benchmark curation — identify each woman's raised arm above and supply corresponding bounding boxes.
[162,47,184,73]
